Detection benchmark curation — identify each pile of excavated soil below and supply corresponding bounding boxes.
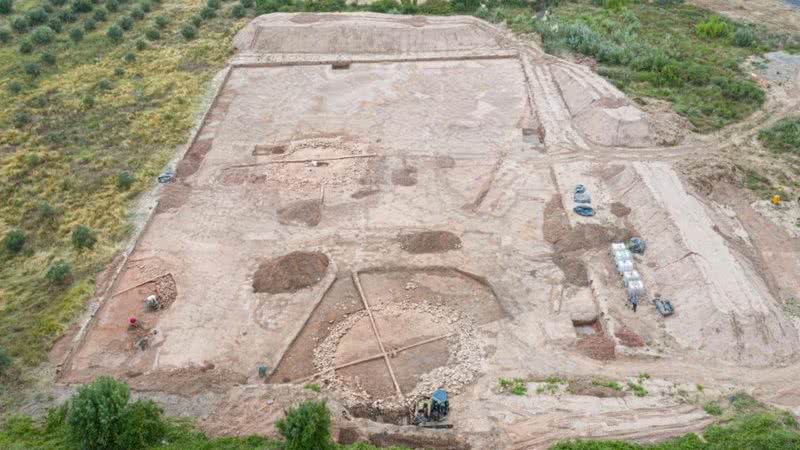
[554,224,632,254]
[154,274,178,309]
[543,195,571,245]
[576,334,616,361]
[552,255,589,287]
[615,325,645,347]
[277,199,322,227]
[176,138,213,179]
[156,182,191,214]
[399,231,462,253]
[610,202,632,218]
[391,166,417,186]
[352,188,379,199]
[253,251,329,294]
[566,378,625,398]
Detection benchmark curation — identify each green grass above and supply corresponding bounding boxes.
[627,381,648,397]
[758,116,800,155]
[704,402,723,416]
[499,377,528,396]
[510,0,800,132]
[592,379,623,391]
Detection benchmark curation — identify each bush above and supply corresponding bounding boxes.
[19,38,33,53]
[0,27,10,42]
[7,80,23,94]
[48,16,63,32]
[106,0,119,11]
[733,27,756,47]
[106,24,123,41]
[130,6,144,19]
[72,224,97,249]
[139,0,152,12]
[41,51,57,65]
[118,16,134,30]
[704,402,723,416]
[82,95,95,108]
[276,400,333,450]
[71,0,93,13]
[135,38,146,49]
[199,5,215,18]
[26,7,49,25]
[14,111,29,127]
[12,16,29,33]
[207,0,221,9]
[69,27,83,42]
[93,7,106,21]
[4,229,26,253]
[418,0,454,15]
[84,18,97,31]
[114,66,125,77]
[154,14,168,28]
[180,23,197,39]
[116,171,135,190]
[46,260,72,285]
[24,62,41,76]
[59,10,78,22]
[0,0,12,14]
[0,346,11,373]
[124,51,136,62]
[144,27,159,40]
[31,25,55,44]
[240,0,254,7]
[696,15,733,39]
[230,4,245,17]
[190,15,202,26]
[67,377,130,449]
[368,0,399,13]
[117,400,168,449]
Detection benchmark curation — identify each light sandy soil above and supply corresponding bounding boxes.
[689,0,800,33]
[52,13,800,449]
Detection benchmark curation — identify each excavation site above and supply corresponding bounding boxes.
[55,12,800,449]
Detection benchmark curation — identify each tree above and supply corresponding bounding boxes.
[276,400,333,450]
[72,224,97,249]
[4,228,26,253]
[0,0,12,15]
[180,23,197,40]
[106,24,123,42]
[69,27,83,43]
[46,260,72,285]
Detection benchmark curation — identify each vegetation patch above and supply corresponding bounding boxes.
[498,377,528,396]
[758,116,800,155]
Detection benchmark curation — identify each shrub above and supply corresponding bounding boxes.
[12,16,29,33]
[135,38,146,49]
[181,23,197,39]
[82,95,95,108]
[199,5,215,18]
[704,402,723,416]
[190,15,202,26]
[116,171,135,190]
[0,346,11,373]
[69,27,83,42]
[26,7,49,25]
[37,200,58,221]
[230,4,245,17]
[72,224,97,249]
[144,27,159,40]
[139,0,152,12]
[367,0,399,13]
[117,400,168,449]
[154,15,168,28]
[114,67,125,77]
[106,0,119,11]
[67,377,130,449]
[118,16,134,30]
[733,27,756,47]
[696,15,733,39]
[41,51,57,65]
[240,0,254,7]
[0,0,12,14]
[93,7,106,21]
[304,383,321,393]
[207,0,221,9]
[46,260,72,285]
[59,10,78,22]
[276,400,333,450]
[0,27,10,42]
[106,24,123,41]
[24,62,41,76]
[84,18,96,31]
[124,51,136,62]
[31,25,55,44]
[7,80,22,94]
[130,5,144,19]
[14,111,29,127]
[418,0,453,15]
[96,78,111,90]
[19,38,33,53]
[48,16,63,32]
[71,0,93,13]
[4,229,26,253]
[628,381,648,397]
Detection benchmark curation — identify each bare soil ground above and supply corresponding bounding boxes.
[56,12,800,450]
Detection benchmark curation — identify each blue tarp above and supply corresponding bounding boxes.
[573,206,595,216]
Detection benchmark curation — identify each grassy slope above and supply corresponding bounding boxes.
[0,0,246,404]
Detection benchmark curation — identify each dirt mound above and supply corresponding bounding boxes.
[253,251,329,294]
[610,202,632,218]
[567,378,625,398]
[154,274,178,309]
[576,334,616,361]
[156,182,191,214]
[615,325,645,347]
[399,231,462,253]
[552,255,589,287]
[352,188,379,199]
[176,138,213,179]
[543,195,571,244]
[677,156,743,198]
[277,200,322,227]
[391,166,417,186]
